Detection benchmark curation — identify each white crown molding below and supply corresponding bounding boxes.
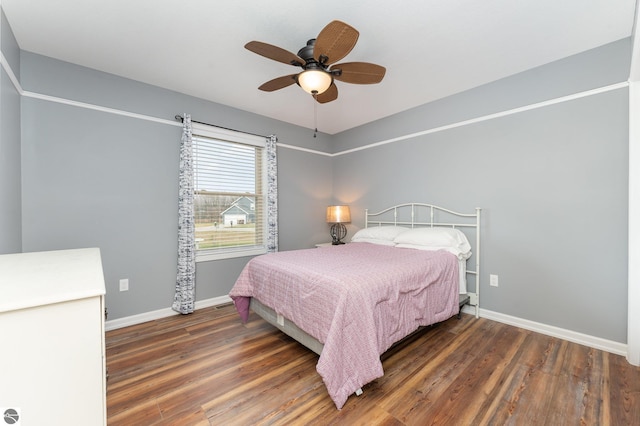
[332,82,629,157]
[0,52,628,158]
[1,51,22,94]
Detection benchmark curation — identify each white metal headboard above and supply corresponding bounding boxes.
[365,203,481,318]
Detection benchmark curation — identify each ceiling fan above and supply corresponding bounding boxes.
[245,20,386,104]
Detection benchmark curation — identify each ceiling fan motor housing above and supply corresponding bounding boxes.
[297,39,328,70]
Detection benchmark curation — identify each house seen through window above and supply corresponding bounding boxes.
[192,124,266,261]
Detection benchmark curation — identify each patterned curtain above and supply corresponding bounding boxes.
[172,114,196,314]
[266,135,278,253]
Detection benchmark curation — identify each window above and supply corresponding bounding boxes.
[192,123,267,261]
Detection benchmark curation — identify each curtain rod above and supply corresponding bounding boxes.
[174,115,267,139]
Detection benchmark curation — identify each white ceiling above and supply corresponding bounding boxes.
[2,0,637,134]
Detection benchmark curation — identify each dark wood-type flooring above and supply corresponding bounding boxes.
[106,304,640,425]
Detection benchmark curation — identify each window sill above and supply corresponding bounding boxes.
[196,247,267,262]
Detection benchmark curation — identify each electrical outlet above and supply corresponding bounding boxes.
[490,274,499,287]
[119,278,129,291]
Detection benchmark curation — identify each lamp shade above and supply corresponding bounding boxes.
[326,205,351,223]
[298,69,333,94]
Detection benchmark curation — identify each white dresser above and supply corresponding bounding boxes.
[0,248,106,426]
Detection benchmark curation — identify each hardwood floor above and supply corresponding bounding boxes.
[106,304,640,425]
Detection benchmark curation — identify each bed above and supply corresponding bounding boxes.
[229,203,481,409]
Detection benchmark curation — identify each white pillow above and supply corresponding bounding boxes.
[393,227,471,253]
[351,226,409,243]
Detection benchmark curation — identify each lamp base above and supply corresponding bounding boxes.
[330,223,347,245]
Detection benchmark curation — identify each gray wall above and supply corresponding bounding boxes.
[0,10,22,254]
[18,53,333,320]
[332,39,631,343]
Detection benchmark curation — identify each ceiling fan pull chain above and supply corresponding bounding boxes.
[313,91,318,138]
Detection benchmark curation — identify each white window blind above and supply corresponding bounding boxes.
[192,124,267,261]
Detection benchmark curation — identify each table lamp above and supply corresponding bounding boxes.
[326,205,351,245]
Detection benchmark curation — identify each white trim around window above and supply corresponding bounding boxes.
[192,123,268,262]
[191,122,265,147]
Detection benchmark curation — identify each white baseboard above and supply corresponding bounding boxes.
[105,295,232,331]
[107,298,627,359]
[461,305,627,357]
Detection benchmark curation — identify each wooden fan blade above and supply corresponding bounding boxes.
[258,74,298,92]
[245,41,304,67]
[332,62,386,84]
[314,20,359,66]
[315,83,338,103]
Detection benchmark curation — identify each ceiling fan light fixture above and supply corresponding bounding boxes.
[297,69,332,95]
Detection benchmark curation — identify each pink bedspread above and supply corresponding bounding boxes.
[229,242,459,409]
